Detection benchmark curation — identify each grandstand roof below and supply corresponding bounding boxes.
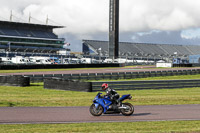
[0,20,65,40]
[0,20,64,29]
[0,20,65,53]
[83,40,200,57]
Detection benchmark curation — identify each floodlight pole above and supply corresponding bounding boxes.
[109,0,119,59]
[10,10,13,22]
[29,12,31,23]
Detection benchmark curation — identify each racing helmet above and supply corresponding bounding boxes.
[102,83,108,91]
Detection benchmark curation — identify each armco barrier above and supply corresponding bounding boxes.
[44,78,200,92]
[91,79,200,92]
[26,69,200,83]
[44,78,92,92]
[0,75,30,87]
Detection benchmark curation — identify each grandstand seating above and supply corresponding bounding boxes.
[0,20,66,56]
[185,45,200,55]
[0,44,62,53]
[0,28,58,39]
[84,40,108,54]
[120,42,141,54]
[83,40,200,58]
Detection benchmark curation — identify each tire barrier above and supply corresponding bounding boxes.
[0,75,30,87]
[25,69,200,83]
[44,78,92,92]
[92,79,200,92]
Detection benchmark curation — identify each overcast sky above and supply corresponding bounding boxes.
[1,0,200,51]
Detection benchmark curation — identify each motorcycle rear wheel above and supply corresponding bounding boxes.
[90,104,103,116]
[120,103,134,116]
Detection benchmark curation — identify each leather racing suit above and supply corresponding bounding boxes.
[105,87,120,104]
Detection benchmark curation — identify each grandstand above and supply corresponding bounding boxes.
[0,20,65,55]
[82,40,200,61]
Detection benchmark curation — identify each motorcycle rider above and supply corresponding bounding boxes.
[101,83,120,106]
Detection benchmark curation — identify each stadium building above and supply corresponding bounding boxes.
[83,40,200,62]
[0,20,66,56]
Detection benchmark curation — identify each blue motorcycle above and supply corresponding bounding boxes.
[90,92,134,116]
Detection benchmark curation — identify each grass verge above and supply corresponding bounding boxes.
[0,121,200,133]
[0,83,200,107]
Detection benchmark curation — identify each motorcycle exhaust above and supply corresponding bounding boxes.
[128,95,132,99]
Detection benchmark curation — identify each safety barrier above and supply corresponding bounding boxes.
[91,79,200,91]
[44,78,92,92]
[0,75,30,87]
[23,69,200,83]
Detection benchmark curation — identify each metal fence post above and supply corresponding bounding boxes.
[95,73,97,80]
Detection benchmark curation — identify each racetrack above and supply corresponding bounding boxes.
[1,66,200,76]
[0,104,199,124]
[1,66,200,124]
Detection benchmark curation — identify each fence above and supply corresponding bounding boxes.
[22,69,200,83]
[91,79,200,91]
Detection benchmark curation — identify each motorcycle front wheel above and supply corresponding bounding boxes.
[89,104,103,116]
[120,103,134,116]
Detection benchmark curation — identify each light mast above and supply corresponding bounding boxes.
[109,0,119,59]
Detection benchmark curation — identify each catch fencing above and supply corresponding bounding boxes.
[22,69,200,83]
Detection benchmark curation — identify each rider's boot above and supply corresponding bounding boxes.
[116,99,121,106]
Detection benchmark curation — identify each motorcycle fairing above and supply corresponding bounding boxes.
[93,97,112,113]
[119,94,131,101]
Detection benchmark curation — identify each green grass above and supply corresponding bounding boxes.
[0,121,200,133]
[0,74,200,133]
[0,83,200,107]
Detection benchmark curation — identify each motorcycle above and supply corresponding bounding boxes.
[90,92,134,116]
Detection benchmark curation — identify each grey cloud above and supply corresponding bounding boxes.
[1,0,200,51]
[2,0,200,34]
[126,31,200,45]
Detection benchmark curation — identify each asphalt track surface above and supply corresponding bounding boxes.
[0,104,199,124]
[1,66,200,76]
